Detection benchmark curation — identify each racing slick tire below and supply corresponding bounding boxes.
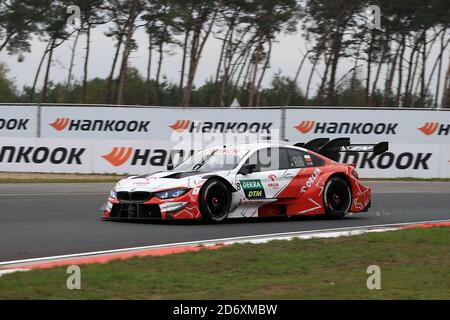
[323,176,352,219]
[199,179,231,222]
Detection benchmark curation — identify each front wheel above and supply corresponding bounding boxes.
[323,176,352,218]
[199,179,231,222]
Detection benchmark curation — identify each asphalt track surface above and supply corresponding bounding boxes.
[0,181,449,262]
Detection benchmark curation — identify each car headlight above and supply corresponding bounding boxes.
[110,190,117,199]
[155,189,189,200]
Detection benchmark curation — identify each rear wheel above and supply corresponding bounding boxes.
[199,179,231,222]
[323,176,352,218]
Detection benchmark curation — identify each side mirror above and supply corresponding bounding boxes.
[239,163,256,175]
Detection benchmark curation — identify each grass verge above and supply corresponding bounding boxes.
[1,227,449,299]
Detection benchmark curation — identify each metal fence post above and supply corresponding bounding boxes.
[37,103,42,138]
[280,105,287,141]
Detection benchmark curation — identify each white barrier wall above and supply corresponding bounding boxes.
[0,105,449,178]
[0,106,37,137]
[285,108,450,178]
[0,138,179,174]
[41,107,279,140]
[1,137,448,178]
[285,108,450,144]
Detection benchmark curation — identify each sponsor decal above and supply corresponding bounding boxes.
[238,199,270,206]
[0,146,85,165]
[159,202,188,213]
[169,120,273,134]
[50,118,70,131]
[301,168,321,193]
[267,174,280,189]
[49,118,150,133]
[239,179,266,199]
[170,120,191,133]
[0,118,29,131]
[294,121,398,135]
[295,121,315,134]
[132,181,152,186]
[339,152,432,170]
[418,122,449,136]
[102,147,133,167]
[304,154,313,166]
[192,187,201,195]
[101,148,183,167]
[214,148,240,154]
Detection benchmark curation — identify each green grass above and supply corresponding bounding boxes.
[1,227,449,300]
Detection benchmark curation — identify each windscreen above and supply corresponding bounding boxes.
[174,148,249,172]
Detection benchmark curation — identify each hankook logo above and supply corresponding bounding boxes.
[101,147,184,167]
[169,120,273,134]
[417,122,449,136]
[0,118,30,131]
[0,146,85,164]
[49,118,150,133]
[294,121,398,135]
[170,120,191,133]
[295,121,315,134]
[102,147,133,167]
[50,118,70,131]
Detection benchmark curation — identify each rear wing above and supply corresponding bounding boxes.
[294,138,389,162]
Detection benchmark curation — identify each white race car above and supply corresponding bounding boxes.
[102,138,387,222]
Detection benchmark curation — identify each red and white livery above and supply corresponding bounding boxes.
[102,138,388,222]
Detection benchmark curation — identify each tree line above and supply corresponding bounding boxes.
[0,0,449,108]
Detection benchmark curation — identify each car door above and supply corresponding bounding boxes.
[235,147,299,200]
[285,148,325,195]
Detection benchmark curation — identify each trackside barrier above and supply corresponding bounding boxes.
[0,104,449,178]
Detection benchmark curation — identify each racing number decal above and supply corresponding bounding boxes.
[239,180,266,199]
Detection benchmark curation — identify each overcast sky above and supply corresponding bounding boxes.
[0,22,448,104]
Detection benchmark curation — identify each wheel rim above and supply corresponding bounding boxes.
[327,181,350,212]
[205,185,228,218]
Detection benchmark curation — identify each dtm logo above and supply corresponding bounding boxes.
[294,121,397,135]
[170,120,191,133]
[239,179,266,199]
[50,118,70,131]
[102,147,133,167]
[418,122,449,136]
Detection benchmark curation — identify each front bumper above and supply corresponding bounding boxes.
[101,190,202,220]
[106,202,163,219]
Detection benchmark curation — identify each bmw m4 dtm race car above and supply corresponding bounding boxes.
[102,138,388,222]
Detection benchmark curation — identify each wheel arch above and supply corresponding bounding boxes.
[201,175,237,194]
[321,171,354,200]
[321,171,353,217]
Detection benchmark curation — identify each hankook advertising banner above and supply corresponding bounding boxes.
[0,137,449,178]
[0,105,449,177]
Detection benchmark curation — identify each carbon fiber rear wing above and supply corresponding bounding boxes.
[295,138,389,161]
